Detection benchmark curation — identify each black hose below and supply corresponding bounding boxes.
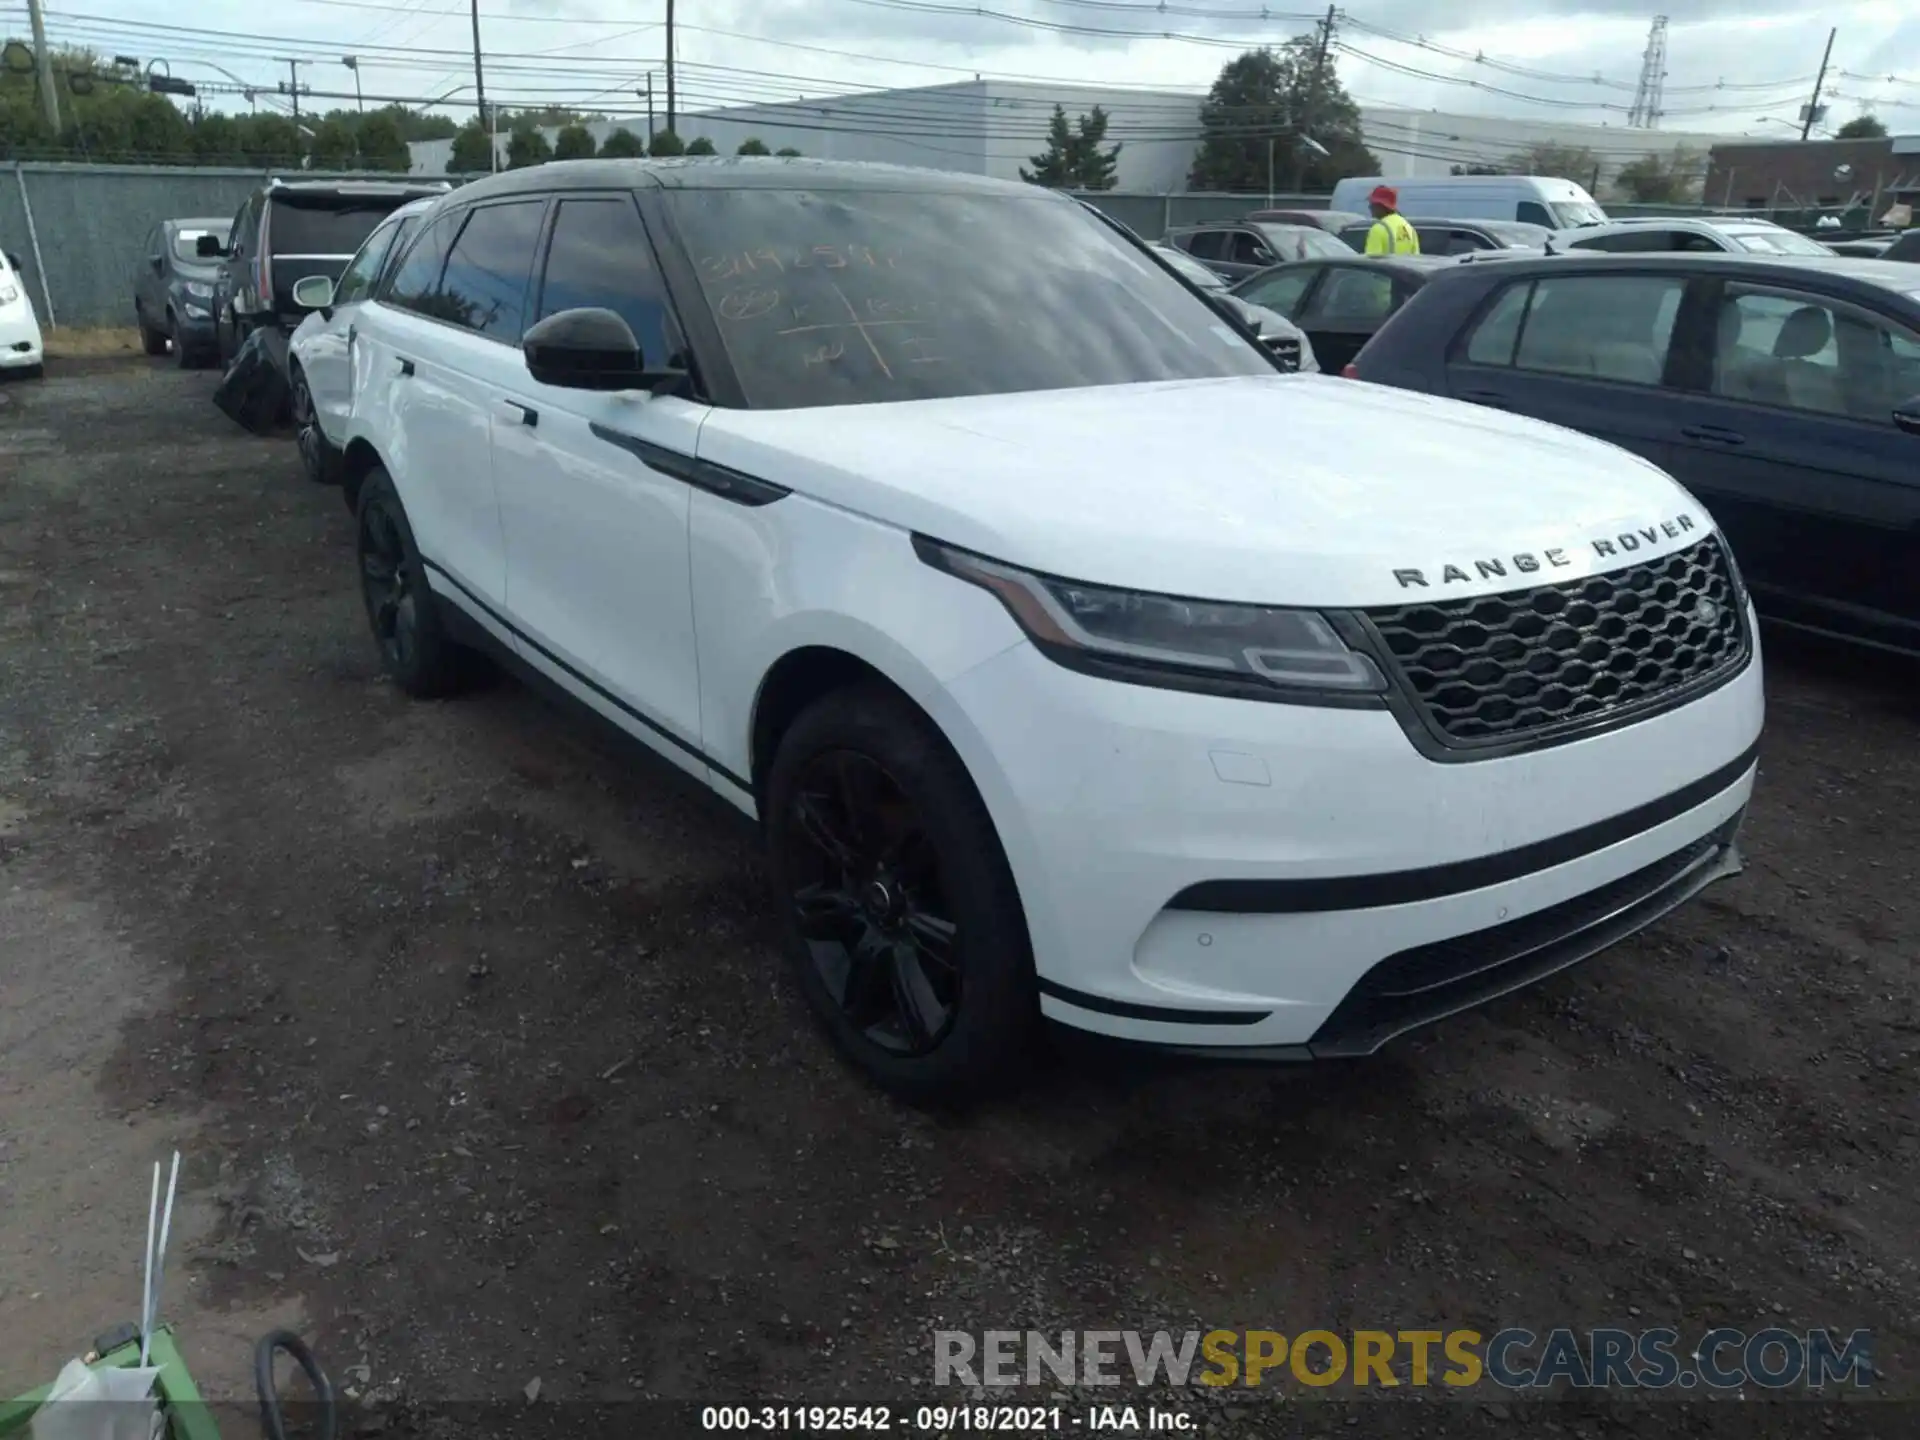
[253,1329,337,1440]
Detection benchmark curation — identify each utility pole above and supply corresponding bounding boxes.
[1293,5,1337,191]
[277,57,305,123]
[470,0,492,171]
[644,73,655,143]
[25,0,60,133]
[665,0,676,138]
[1801,27,1836,141]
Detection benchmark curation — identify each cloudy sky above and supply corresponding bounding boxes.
[16,0,1920,147]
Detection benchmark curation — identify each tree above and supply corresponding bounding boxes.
[506,124,552,169]
[306,115,359,171]
[1836,114,1887,140]
[1021,103,1123,189]
[448,120,494,173]
[775,146,802,157]
[553,123,596,160]
[649,129,685,157]
[355,110,410,171]
[1187,42,1376,194]
[686,135,717,155]
[598,127,647,158]
[1503,141,1601,187]
[1612,146,1705,204]
[736,137,770,155]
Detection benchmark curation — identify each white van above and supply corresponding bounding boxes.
[1329,175,1609,230]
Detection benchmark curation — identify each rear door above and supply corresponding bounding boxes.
[1292,264,1402,371]
[1440,268,1697,470]
[1664,280,1920,647]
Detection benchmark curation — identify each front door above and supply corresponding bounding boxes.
[1664,281,1920,647]
[1441,269,1696,472]
[1294,264,1399,373]
[491,193,710,779]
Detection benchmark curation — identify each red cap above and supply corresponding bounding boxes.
[1369,184,1398,209]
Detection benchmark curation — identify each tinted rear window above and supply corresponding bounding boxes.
[663,188,1273,410]
[271,198,417,256]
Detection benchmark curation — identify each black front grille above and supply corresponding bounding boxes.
[1265,336,1302,372]
[1362,535,1747,749]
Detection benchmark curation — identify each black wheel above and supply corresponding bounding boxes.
[170,313,202,369]
[354,468,476,698]
[137,307,167,356]
[764,685,1037,1104]
[290,366,336,484]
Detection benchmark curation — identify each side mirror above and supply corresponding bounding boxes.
[5,252,20,273]
[1251,248,1275,266]
[1894,397,1920,436]
[523,307,655,391]
[195,234,224,258]
[150,255,165,272]
[292,275,335,311]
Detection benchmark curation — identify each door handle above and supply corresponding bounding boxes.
[1681,424,1744,446]
[494,400,538,428]
[396,358,415,378]
[1458,387,1510,408]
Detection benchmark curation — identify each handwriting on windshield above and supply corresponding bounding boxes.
[698,244,900,282]
[713,280,944,375]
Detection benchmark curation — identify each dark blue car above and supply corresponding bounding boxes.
[1352,252,1920,655]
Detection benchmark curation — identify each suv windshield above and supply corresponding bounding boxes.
[1552,201,1609,228]
[664,187,1274,409]
[173,223,229,263]
[272,198,417,257]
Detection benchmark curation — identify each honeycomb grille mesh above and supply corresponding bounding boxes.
[1363,536,1746,746]
[1265,336,1303,372]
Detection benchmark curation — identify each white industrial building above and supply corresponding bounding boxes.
[407,78,1728,196]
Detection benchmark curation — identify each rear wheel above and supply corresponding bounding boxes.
[354,468,479,698]
[764,684,1037,1104]
[290,367,336,484]
[137,307,167,356]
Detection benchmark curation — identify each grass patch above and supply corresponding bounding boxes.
[44,326,144,359]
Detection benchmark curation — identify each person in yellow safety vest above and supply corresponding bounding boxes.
[1364,185,1420,256]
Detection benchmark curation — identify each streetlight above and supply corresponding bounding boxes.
[1268,132,1329,207]
[342,55,363,111]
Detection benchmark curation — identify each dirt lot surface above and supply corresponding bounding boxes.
[1,359,1915,1437]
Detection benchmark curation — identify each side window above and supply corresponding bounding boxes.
[1570,231,1661,254]
[1884,232,1920,264]
[1463,283,1534,365]
[1228,231,1274,266]
[533,197,681,369]
[1337,225,1371,253]
[1512,274,1686,385]
[430,200,545,341]
[383,212,460,314]
[1183,230,1226,261]
[229,201,252,258]
[1236,267,1315,317]
[378,217,421,289]
[1711,287,1917,421]
[332,220,401,307]
[1517,201,1555,227]
[1300,268,1395,325]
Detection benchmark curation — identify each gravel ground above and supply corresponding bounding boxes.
[1,358,1915,1437]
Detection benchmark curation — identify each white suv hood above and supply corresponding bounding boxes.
[696,375,1713,608]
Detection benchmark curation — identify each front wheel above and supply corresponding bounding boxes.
[354,468,479,698]
[763,685,1038,1104]
[137,307,167,356]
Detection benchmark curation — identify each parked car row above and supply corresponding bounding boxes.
[0,246,42,378]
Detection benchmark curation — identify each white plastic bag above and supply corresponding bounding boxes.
[28,1358,161,1440]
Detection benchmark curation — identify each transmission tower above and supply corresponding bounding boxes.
[1628,16,1669,129]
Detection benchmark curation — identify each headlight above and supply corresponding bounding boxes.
[915,537,1386,703]
[0,284,17,305]
[184,303,210,319]
[184,281,212,299]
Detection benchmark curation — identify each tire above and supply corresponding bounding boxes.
[289,365,337,484]
[354,467,478,699]
[137,307,167,356]
[170,313,202,369]
[763,683,1038,1104]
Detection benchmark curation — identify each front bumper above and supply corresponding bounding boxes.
[0,309,42,368]
[933,619,1764,1053]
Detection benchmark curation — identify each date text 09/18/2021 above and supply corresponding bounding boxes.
[700,1405,1196,1433]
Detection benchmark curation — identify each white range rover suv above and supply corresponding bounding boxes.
[309,158,1763,1101]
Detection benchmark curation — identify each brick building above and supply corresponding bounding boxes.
[1703,134,1920,220]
